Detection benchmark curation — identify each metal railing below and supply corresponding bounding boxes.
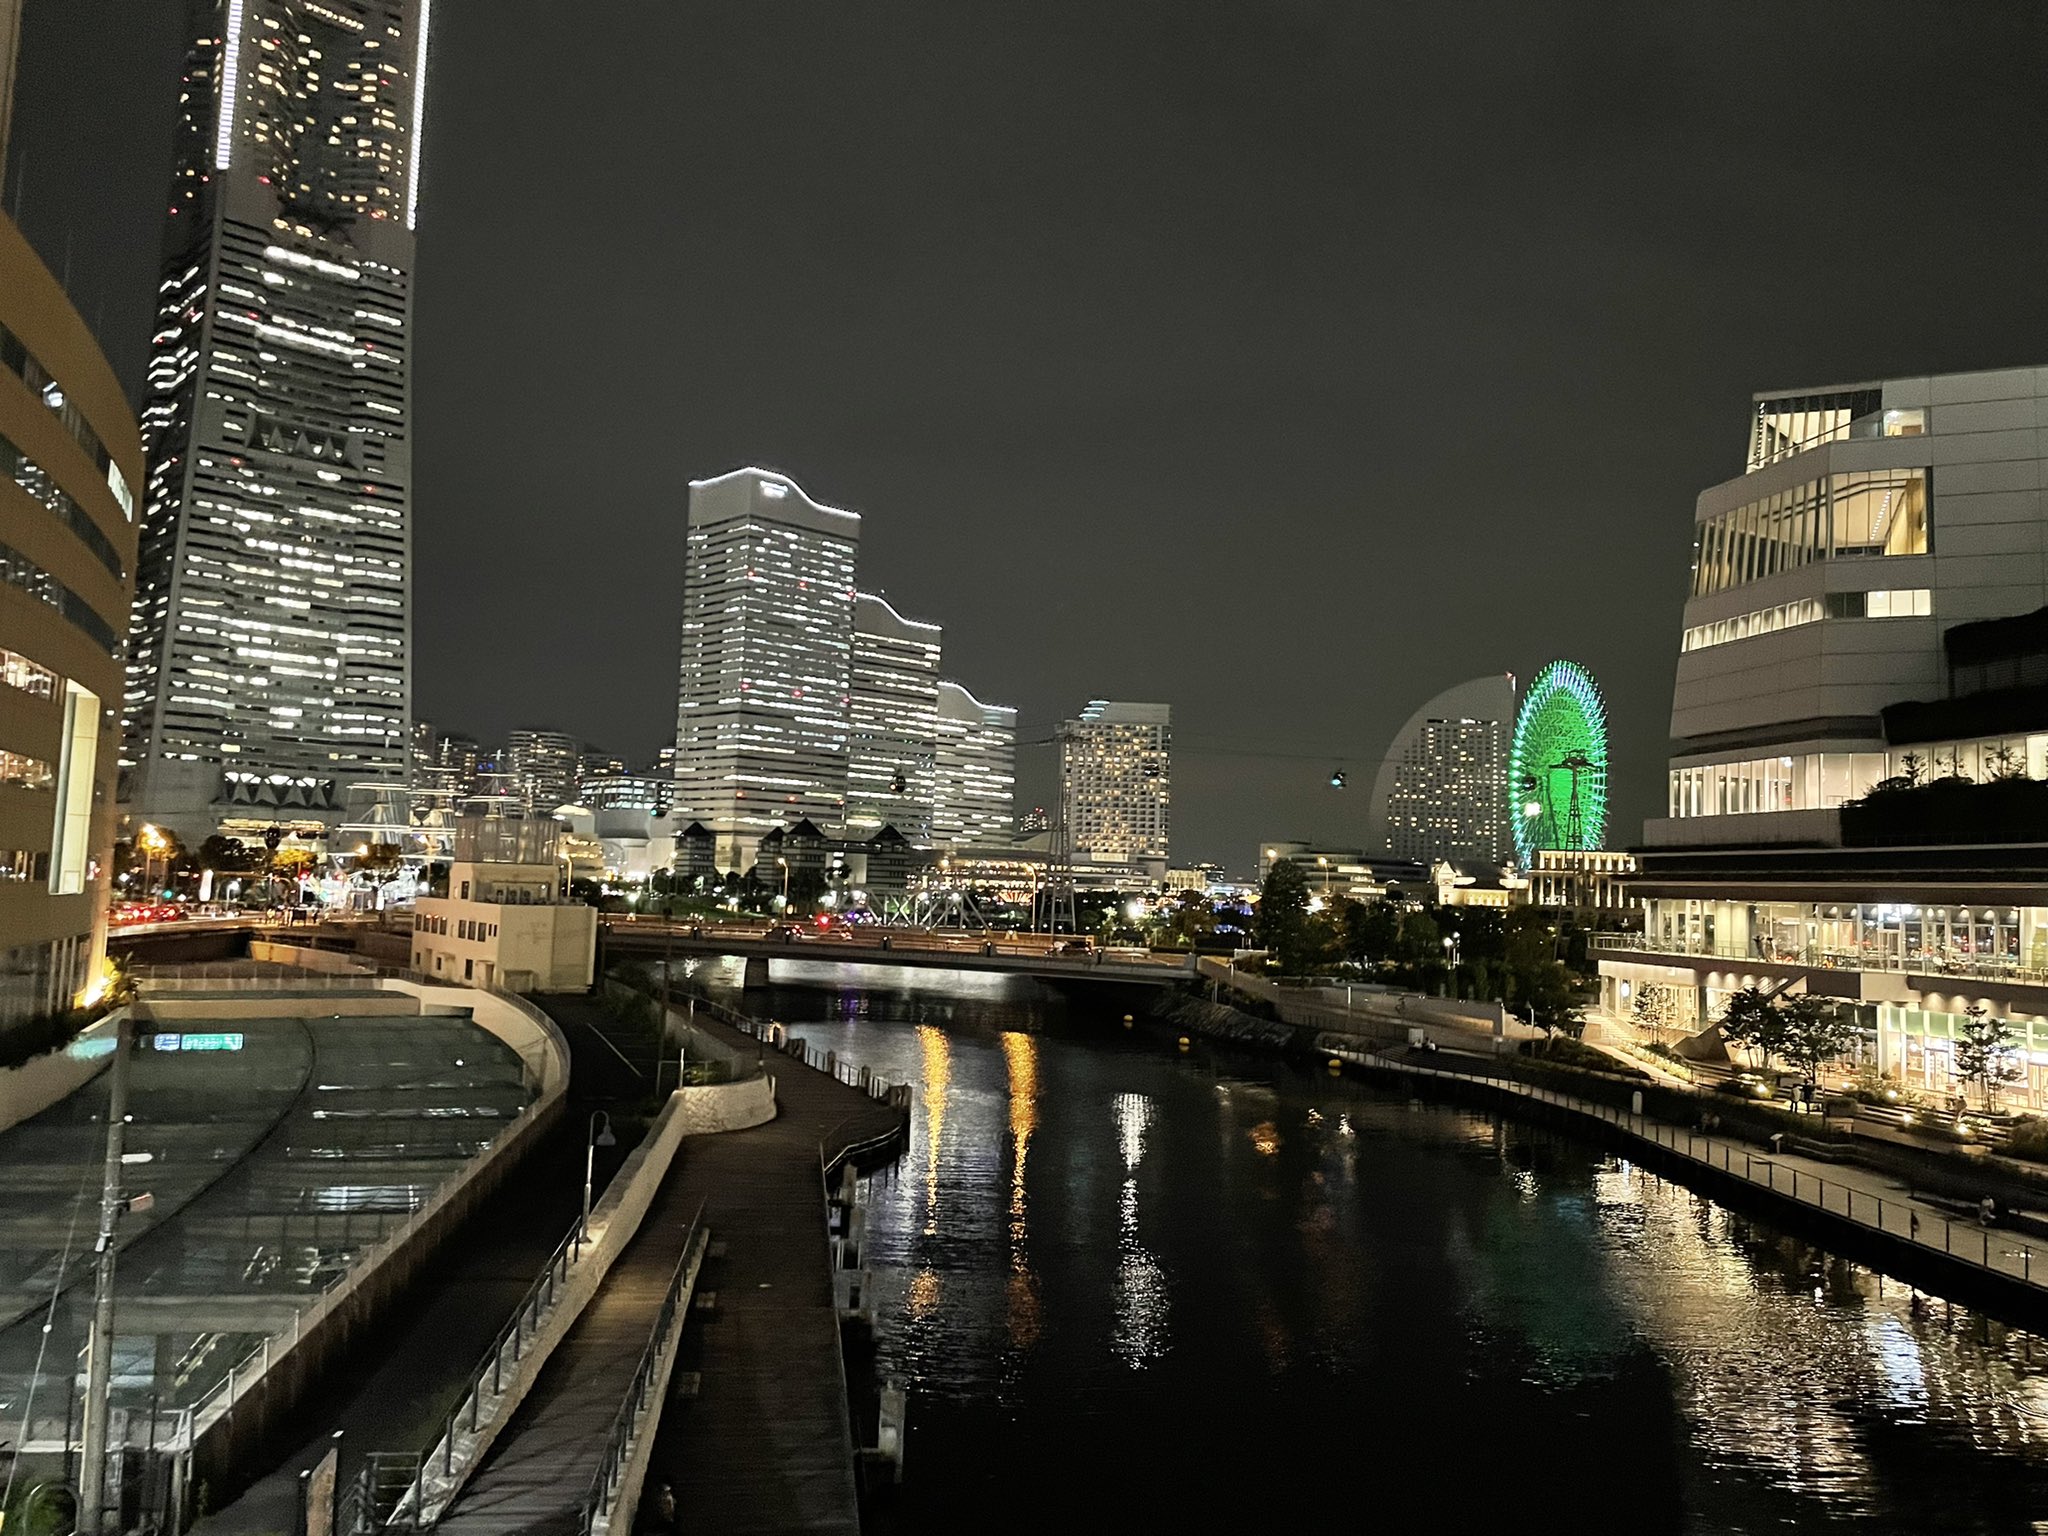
[1590,931,2048,989]
[1335,1045,2048,1291]
[395,1213,598,1525]
[579,1208,710,1536]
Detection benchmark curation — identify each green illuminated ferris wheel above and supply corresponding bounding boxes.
[1509,660,1609,867]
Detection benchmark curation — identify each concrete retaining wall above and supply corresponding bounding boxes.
[0,1009,123,1135]
[137,993,418,1020]
[180,988,572,1519]
[248,940,375,975]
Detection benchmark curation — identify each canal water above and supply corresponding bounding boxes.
[707,960,2048,1534]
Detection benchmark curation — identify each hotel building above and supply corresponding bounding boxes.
[1057,700,1170,868]
[846,593,941,843]
[672,469,859,871]
[1368,674,1514,866]
[122,0,430,843]
[931,679,1017,849]
[1597,367,2048,1104]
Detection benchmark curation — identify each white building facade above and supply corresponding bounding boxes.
[932,680,1016,849]
[1368,674,1514,866]
[1057,700,1170,867]
[846,593,940,843]
[1598,367,2048,1107]
[411,816,596,993]
[672,469,859,871]
[123,0,429,842]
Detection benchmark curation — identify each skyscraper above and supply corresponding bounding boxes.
[1367,674,1515,866]
[846,593,940,843]
[505,727,579,811]
[932,680,1016,850]
[672,468,859,870]
[1056,700,1170,866]
[122,0,431,841]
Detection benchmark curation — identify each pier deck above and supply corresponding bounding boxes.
[440,998,902,1536]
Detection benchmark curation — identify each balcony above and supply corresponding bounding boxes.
[1590,931,2048,991]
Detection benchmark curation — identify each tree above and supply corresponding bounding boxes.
[1341,898,1400,968]
[1716,985,1781,1066]
[1631,982,1678,1035]
[355,842,404,879]
[1953,1001,2024,1111]
[1525,960,1590,1038]
[1254,859,1311,973]
[1775,995,1860,1090]
[198,834,261,873]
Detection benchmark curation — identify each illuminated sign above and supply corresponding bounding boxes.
[152,1032,246,1053]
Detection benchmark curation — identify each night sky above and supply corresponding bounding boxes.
[14,3,2048,867]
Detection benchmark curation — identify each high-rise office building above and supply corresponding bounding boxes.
[0,74,144,1019]
[846,593,941,843]
[1368,674,1515,866]
[1057,700,1170,866]
[121,0,431,842]
[932,680,1016,849]
[505,728,579,811]
[672,468,859,870]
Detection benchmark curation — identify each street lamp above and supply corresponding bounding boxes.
[776,855,790,911]
[1442,933,1462,999]
[582,1110,617,1242]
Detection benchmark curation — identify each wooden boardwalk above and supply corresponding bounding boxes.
[439,998,903,1536]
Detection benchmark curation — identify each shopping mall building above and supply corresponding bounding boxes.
[1598,365,2048,1105]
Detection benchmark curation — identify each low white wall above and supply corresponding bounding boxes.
[413,1072,772,1524]
[0,1010,123,1135]
[249,939,377,974]
[138,993,420,1020]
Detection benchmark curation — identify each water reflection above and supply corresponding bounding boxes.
[1110,1092,1168,1367]
[730,975,2048,1532]
[1000,1032,1039,1353]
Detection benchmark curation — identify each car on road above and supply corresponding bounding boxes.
[764,924,807,942]
[1715,1071,1776,1101]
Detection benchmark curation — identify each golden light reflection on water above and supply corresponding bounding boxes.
[917,1024,950,1238]
[906,1264,941,1322]
[1002,1031,1041,1350]
[1002,1032,1037,1244]
[1112,1091,1169,1365]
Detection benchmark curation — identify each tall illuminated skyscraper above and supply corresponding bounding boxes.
[846,593,940,843]
[932,680,1016,850]
[1057,700,1170,866]
[672,469,859,870]
[121,0,431,841]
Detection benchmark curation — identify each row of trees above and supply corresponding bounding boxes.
[1252,859,1592,1033]
[1718,987,2026,1109]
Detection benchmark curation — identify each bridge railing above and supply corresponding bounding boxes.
[396,1211,596,1525]
[580,1207,710,1536]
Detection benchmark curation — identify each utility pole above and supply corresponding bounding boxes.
[79,1015,132,1536]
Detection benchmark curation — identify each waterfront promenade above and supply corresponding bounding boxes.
[438,996,903,1536]
[1340,1042,2048,1304]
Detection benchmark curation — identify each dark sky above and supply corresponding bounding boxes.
[14,2,2048,868]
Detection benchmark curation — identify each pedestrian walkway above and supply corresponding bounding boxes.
[437,996,904,1536]
[1340,1044,2048,1296]
[638,1007,904,1536]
